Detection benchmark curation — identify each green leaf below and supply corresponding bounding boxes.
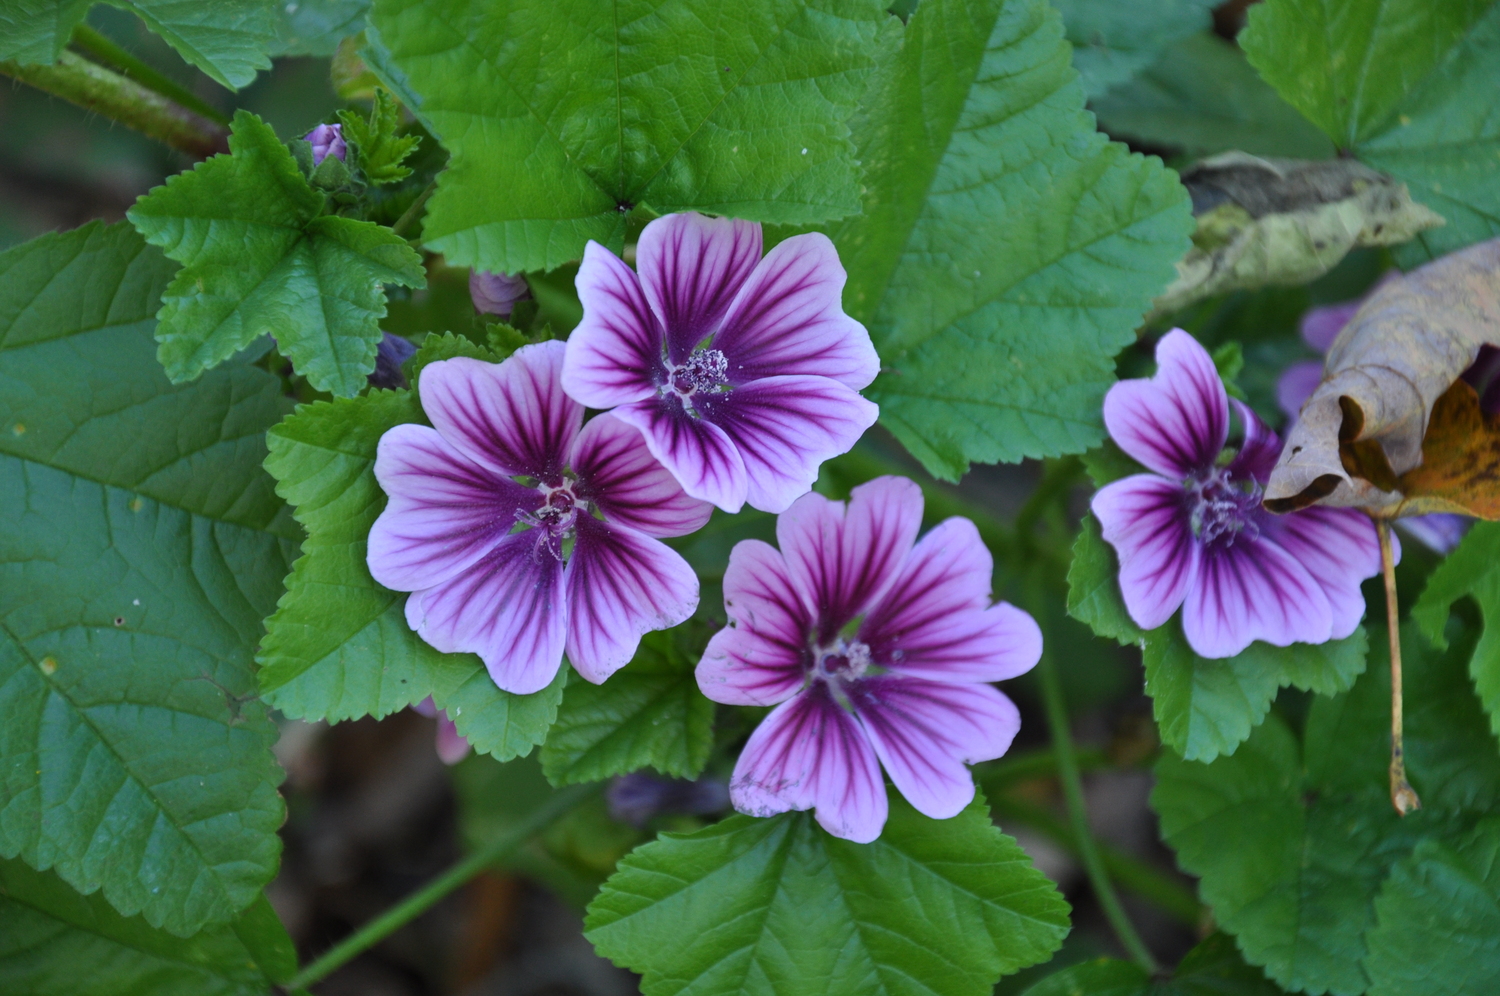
[541,625,715,786]
[1051,0,1218,98]
[585,791,1070,996]
[257,388,564,760]
[1152,622,1500,995]
[367,0,888,273]
[1066,515,1145,647]
[1144,619,1368,762]
[0,1,275,89]
[823,0,1193,481]
[128,111,426,398]
[0,857,294,995]
[338,88,421,186]
[1364,817,1500,996]
[269,0,370,57]
[1091,33,1336,159]
[1079,440,1147,488]
[0,221,290,935]
[1413,522,1500,740]
[1241,0,1500,262]
[1017,933,1283,995]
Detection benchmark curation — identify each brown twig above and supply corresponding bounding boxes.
[1377,518,1421,815]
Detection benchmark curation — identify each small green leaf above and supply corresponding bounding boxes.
[1017,933,1283,995]
[367,0,888,273]
[1144,619,1368,762]
[257,388,563,759]
[0,0,275,89]
[1364,817,1500,996]
[585,791,1070,996]
[0,858,294,995]
[1051,0,1219,98]
[128,111,425,398]
[1066,515,1145,647]
[1080,440,1147,488]
[823,0,1193,480]
[1412,518,1500,742]
[338,89,421,186]
[0,221,290,935]
[541,626,715,786]
[403,330,504,388]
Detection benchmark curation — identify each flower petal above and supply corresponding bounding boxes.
[861,518,1041,683]
[851,677,1020,820]
[1259,506,1384,641]
[569,412,713,538]
[368,423,542,592]
[696,374,878,514]
[404,530,566,694]
[713,232,879,390]
[1301,298,1363,352]
[434,713,472,765]
[1397,513,1468,555]
[1092,474,1199,631]
[612,396,750,513]
[697,539,812,707]
[776,476,923,642]
[564,516,699,684]
[1227,398,1281,483]
[563,242,667,408]
[1183,535,1333,658]
[1103,328,1228,477]
[1276,360,1323,424]
[636,212,763,365]
[730,682,887,843]
[420,343,581,484]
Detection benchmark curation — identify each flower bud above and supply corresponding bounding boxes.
[304,123,346,166]
[368,332,417,390]
[606,772,730,827]
[469,269,528,317]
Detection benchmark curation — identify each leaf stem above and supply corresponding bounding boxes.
[1377,518,1420,815]
[1035,627,1159,973]
[391,181,437,239]
[0,51,227,157]
[69,23,231,125]
[284,783,596,991]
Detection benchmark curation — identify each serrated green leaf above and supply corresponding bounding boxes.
[1412,522,1500,741]
[0,857,293,995]
[367,0,888,273]
[585,791,1070,996]
[1144,619,1368,762]
[1364,817,1500,996]
[1066,515,1145,647]
[1017,933,1283,995]
[338,89,421,186]
[1152,622,1500,995]
[823,0,1192,481]
[128,111,425,398]
[402,330,504,388]
[269,0,370,57]
[1091,33,1335,160]
[1080,440,1147,488]
[0,221,290,935]
[1241,0,1500,263]
[0,0,275,89]
[541,626,715,786]
[1051,0,1218,98]
[257,388,563,760]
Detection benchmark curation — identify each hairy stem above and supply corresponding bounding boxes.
[392,181,438,239]
[0,51,227,157]
[69,23,230,125]
[285,783,596,990]
[1378,518,1420,815]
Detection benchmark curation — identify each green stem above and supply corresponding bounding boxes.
[1036,634,1160,972]
[973,746,1111,792]
[69,23,230,125]
[0,51,227,157]
[391,181,437,239]
[285,783,596,991]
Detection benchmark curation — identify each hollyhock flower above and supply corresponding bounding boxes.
[367,341,712,694]
[470,270,529,317]
[696,476,1041,842]
[411,697,470,765]
[305,123,346,165]
[1095,329,1388,659]
[561,212,880,514]
[1277,279,1470,554]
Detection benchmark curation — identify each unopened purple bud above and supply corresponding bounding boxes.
[469,269,528,317]
[368,332,417,390]
[305,123,346,166]
[606,772,730,827]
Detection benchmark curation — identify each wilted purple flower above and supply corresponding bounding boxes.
[305,123,346,166]
[696,476,1041,843]
[368,332,418,390]
[367,342,713,693]
[561,212,880,514]
[1277,277,1469,554]
[470,270,529,317]
[1095,330,1388,659]
[606,772,730,827]
[411,697,470,765]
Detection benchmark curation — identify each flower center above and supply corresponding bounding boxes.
[666,348,729,401]
[533,484,578,528]
[812,638,873,685]
[1188,467,1261,548]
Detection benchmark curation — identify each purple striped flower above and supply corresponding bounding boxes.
[1095,330,1387,659]
[561,212,880,514]
[696,476,1041,843]
[367,341,712,694]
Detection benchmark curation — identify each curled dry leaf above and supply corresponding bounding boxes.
[1150,153,1444,317]
[1265,237,1500,518]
